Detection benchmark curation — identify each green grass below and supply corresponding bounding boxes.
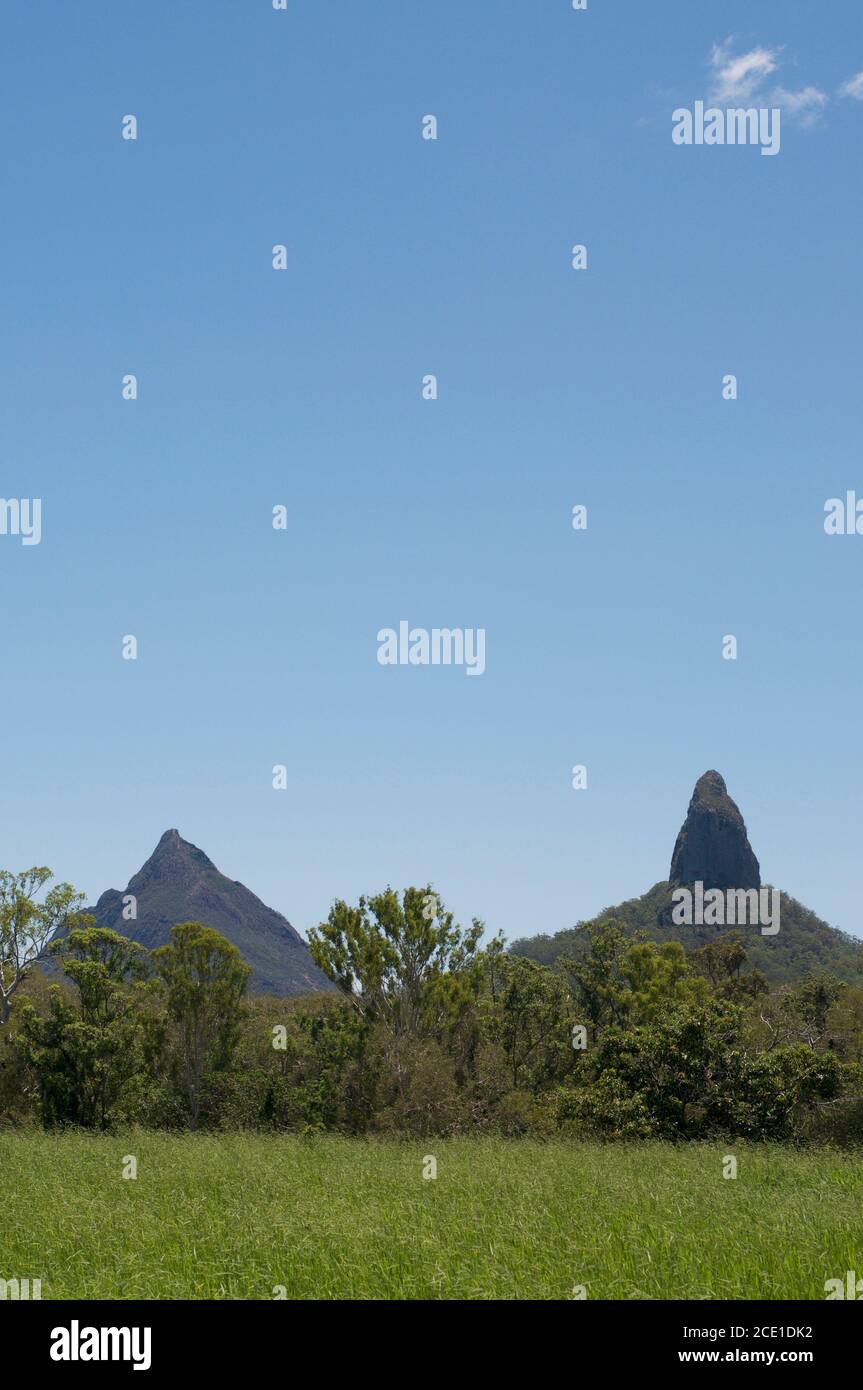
[1,1132,861,1299]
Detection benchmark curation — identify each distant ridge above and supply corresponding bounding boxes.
[83,829,332,997]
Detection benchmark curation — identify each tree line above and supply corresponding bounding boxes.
[2,867,862,1142]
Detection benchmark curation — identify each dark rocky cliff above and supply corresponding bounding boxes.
[669,770,761,891]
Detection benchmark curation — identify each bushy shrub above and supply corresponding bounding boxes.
[550,1075,656,1140]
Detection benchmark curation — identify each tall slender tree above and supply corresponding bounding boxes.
[153,922,250,1130]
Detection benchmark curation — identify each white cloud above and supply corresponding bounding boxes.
[771,85,828,127]
[704,40,828,127]
[839,70,863,100]
[709,39,780,102]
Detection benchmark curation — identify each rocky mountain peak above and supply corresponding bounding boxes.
[669,770,761,891]
[87,830,332,997]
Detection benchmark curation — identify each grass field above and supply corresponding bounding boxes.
[1,1132,861,1300]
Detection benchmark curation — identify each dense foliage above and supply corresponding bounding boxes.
[510,881,863,986]
[1,869,861,1143]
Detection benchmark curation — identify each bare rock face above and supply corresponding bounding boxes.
[669,771,761,891]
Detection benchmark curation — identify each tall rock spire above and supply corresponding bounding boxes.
[669,771,761,891]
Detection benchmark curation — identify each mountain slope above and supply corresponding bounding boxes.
[84,830,332,997]
[510,772,863,987]
[511,880,863,986]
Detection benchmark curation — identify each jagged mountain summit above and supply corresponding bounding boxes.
[86,830,332,997]
[510,771,863,986]
[669,769,761,891]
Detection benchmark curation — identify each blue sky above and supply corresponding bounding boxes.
[2,0,862,947]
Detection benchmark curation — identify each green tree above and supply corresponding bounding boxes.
[691,932,768,1002]
[308,887,484,1037]
[562,922,707,1033]
[0,868,86,1025]
[755,972,844,1053]
[736,1045,840,1140]
[593,998,746,1139]
[489,956,573,1089]
[19,925,153,1129]
[622,939,710,1021]
[561,920,631,1031]
[153,922,251,1130]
